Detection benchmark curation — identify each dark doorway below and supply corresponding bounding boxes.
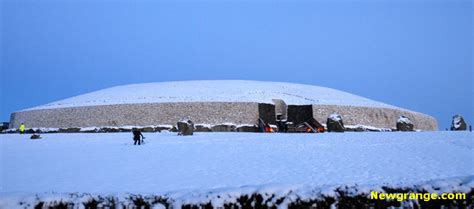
[258,103,276,125]
[287,105,313,125]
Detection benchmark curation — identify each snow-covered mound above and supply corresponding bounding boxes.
[25,80,400,110]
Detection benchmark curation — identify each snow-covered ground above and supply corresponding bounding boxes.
[25,80,402,110]
[0,132,473,207]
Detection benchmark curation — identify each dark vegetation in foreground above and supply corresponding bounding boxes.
[21,186,474,209]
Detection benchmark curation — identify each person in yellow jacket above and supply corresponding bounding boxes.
[19,123,25,134]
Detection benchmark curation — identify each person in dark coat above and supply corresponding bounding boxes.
[276,114,288,133]
[132,128,144,145]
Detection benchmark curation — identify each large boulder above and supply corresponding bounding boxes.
[211,124,236,132]
[141,127,156,132]
[451,115,467,131]
[59,127,81,133]
[155,125,173,132]
[396,115,414,131]
[195,124,212,132]
[80,127,100,133]
[326,113,344,132]
[177,119,194,136]
[99,127,121,133]
[236,125,259,132]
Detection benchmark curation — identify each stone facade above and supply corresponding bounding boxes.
[9,102,438,131]
[312,105,437,130]
[10,102,261,129]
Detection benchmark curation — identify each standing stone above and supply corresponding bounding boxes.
[396,115,414,131]
[451,115,467,131]
[326,113,345,132]
[177,119,194,136]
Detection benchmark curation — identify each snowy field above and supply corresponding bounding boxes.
[0,131,473,208]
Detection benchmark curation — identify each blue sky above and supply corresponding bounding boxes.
[1,0,472,130]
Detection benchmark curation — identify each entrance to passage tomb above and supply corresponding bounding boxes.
[258,103,276,125]
[257,103,277,132]
[256,103,324,133]
[287,105,313,125]
[272,99,287,120]
[287,105,324,133]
